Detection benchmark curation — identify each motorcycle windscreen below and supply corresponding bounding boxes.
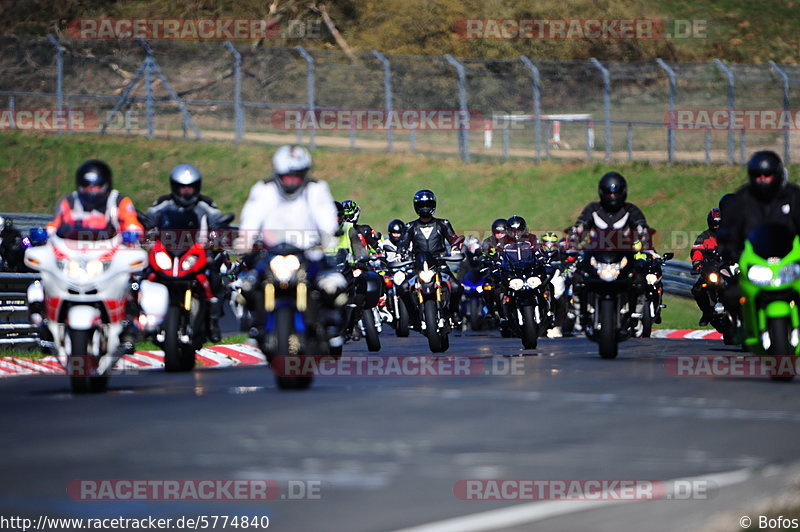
[501,241,534,264]
[747,222,796,260]
[155,208,204,257]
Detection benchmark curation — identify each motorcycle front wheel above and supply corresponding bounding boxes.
[67,328,108,394]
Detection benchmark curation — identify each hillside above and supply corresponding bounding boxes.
[3,0,799,64]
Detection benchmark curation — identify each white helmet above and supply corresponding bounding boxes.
[272,145,312,196]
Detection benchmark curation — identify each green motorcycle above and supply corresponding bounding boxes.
[739,223,800,381]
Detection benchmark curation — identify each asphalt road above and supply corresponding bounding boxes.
[2,330,799,532]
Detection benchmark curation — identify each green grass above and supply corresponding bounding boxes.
[0,131,755,260]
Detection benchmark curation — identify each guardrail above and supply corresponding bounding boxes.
[0,213,50,233]
[662,260,694,298]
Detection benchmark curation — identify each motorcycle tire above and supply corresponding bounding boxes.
[274,305,313,390]
[767,317,795,382]
[424,299,443,353]
[395,298,410,338]
[68,328,108,394]
[521,306,539,350]
[469,299,482,331]
[362,308,381,352]
[598,299,619,359]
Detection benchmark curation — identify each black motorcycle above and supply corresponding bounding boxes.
[340,257,384,352]
[696,250,738,344]
[495,242,551,349]
[575,249,639,359]
[632,252,674,337]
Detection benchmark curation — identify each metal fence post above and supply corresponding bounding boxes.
[295,46,316,149]
[590,58,611,161]
[224,42,243,144]
[769,61,791,165]
[8,95,14,128]
[627,122,633,161]
[47,34,63,136]
[137,40,156,138]
[519,56,542,162]
[655,59,677,164]
[713,59,735,164]
[372,50,393,153]
[444,54,470,163]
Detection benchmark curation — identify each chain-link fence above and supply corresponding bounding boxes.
[2,35,799,164]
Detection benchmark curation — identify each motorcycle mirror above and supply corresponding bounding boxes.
[383,243,397,252]
[663,252,674,261]
[218,213,235,225]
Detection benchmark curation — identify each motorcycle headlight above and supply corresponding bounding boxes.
[747,265,774,286]
[526,276,542,289]
[509,278,525,291]
[777,263,800,285]
[86,259,105,278]
[645,273,658,285]
[419,269,435,284]
[707,272,720,284]
[393,271,406,285]
[596,263,621,282]
[352,268,363,278]
[155,251,172,271]
[181,254,199,271]
[270,254,301,283]
[65,260,84,279]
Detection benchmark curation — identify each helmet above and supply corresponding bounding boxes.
[747,150,785,200]
[169,163,202,208]
[387,219,405,245]
[598,172,627,212]
[707,208,721,231]
[29,227,48,246]
[272,145,312,197]
[541,231,559,249]
[75,159,113,211]
[413,189,436,218]
[334,201,345,227]
[341,200,361,224]
[491,218,507,234]
[507,215,527,239]
[718,192,736,214]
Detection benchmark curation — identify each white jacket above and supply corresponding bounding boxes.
[238,178,338,251]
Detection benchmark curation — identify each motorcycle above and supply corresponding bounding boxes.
[144,210,234,372]
[575,248,639,359]
[632,252,674,338]
[461,266,489,331]
[243,243,345,390]
[378,248,411,337]
[696,250,738,344]
[404,251,464,353]
[495,242,551,349]
[24,227,148,393]
[340,256,385,352]
[738,223,800,380]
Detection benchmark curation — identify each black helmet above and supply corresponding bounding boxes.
[169,163,202,208]
[718,193,736,213]
[707,208,721,231]
[747,150,785,200]
[507,215,526,239]
[75,159,113,211]
[598,172,627,212]
[413,189,436,218]
[387,219,405,246]
[334,201,345,227]
[491,218,507,234]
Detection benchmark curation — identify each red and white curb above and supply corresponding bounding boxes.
[651,329,722,340]
[0,343,266,377]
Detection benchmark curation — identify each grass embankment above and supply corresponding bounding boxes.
[0,131,757,339]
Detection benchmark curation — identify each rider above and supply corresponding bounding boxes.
[341,199,380,253]
[47,159,143,238]
[377,218,406,263]
[690,208,721,326]
[144,164,230,342]
[718,150,800,261]
[506,215,538,248]
[326,200,368,263]
[540,231,569,338]
[397,189,464,325]
[481,218,510,254]
[238,145,346,342]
